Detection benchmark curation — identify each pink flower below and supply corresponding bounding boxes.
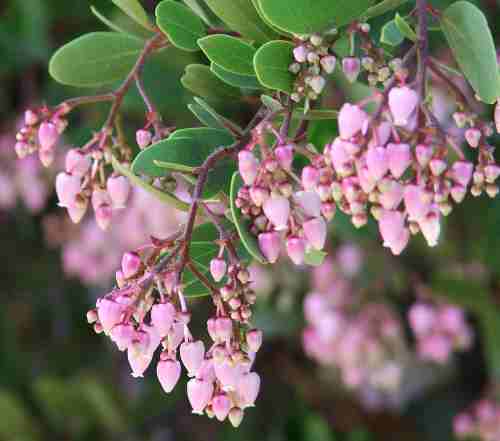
[342,57,361,83]
[187,378,214,414]
[180,340,205,377]
[338,104,367,140]
[107,175,131,209]
[301,166,320,190]
[419,210,440,247]
[157,359,181,393]
[214,359,241,391]
[379,180,404,210]
[92,188,113,231]
[329,138,351,175]
[404,185,431,222]
[451,161,473,187]
[238,151,259,185]
[258,232,281,263]
[275,144,294,170]
[215,317,233,342]
[378,210,409,255]
[294,191,321,218]
[55,172,81,208]
[286,236,306,265]
[320,55,336,74]
[303,217,327,251]
[228,407,244,428]
[408,303,436,336]
[388,86,419,126]
[65,149,91,177]
[387,143,411,178]
[136,129,152,149]
[263,196,290,231]
[151,302,176,337]
[246,329,263,352]
[465,128,481,148]
[97,298,125,333]
[212,394,232,421]
[415,144,433,167]
[110,323,135,351]
[38,121,59,151]
[237,372,260,408]
[210,258,227,282]
[293,45,308,63]
[366,146,389,181]
[121,251,141,279]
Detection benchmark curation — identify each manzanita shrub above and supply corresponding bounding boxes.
[13,0,500,430]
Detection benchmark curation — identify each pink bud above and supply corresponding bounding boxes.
[15,141,29,158]
[415,144,433,167]
[237,372,260,408]
[438,305,465,334]
[404,185,431,222]
[275,144,294,170]
[338,104,367,140]
[238,151,259,186]
[157,358,181,393]
[210,258,227,282]
[214,359,240,391]
[121,252,141,279]
[263,196,290,230]
[24,110,38,126]
[197,359,216,382]
[429,158,447,176]
[97,298,124,333]
[258,232,281,263]
[379,180,404,210]
[286,236,306,265]
[166,322,184,352]
[388,86,419,126]
[342,57,360,83]
[450,185,466,203]
[212,394,231,421]
[303,217,327,250]
[366,146,389,181]
[107,175,130,209]
[249,186,269,207]
[180,340,205,377]
[309,75,326,94]
[301,166,319,191]
[484,164,500,183]
[419,334,451,363]
[229,407,244,427]
[329,138,351,175]
[38,121,59,151]
[136,129,152,149]
[92,188,113,231]
[465,128,481,148]
[451,161,473,187]
[151,302,176,337]
[67,200,88,224]
[38,148,55,167]
[65,149,91,177]
[453,414,474,437]
[187,378,214,414]
[409,303,436,336]
[320,55,336,74]
[368,121,392,149]
[246,329,263,352]
[128,349,153,378]
[293,45,308,63]
[321,203,336,221]
[387,143,411,178]
[294,191,321,218]
[495,100,500,134]
[55,172,81,207]
[378,210,408,255]
[110,323,135,351]
[419,210,440,247]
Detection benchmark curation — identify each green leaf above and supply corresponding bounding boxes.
[192,97,243,133]
[304,249,328,266]
[112,0,152,30]
[229,172,267,264]
[362,0,409,20]
[253,40,295,93]
[261,94,284,111]
[441,0,500,104]
[250,0,292,36]
[380,19,404,46]
[198,35,256,76]
[132,128,235,197]
[394,13,416,42]
[111,156,190,211]
[181,64,242,100]
[204,0,278,43]
[183,0,219,26]
[156,0,205,51]
[258,0,373,35]
[49,32,144,87]
[188,103,228,130]
[294,109,338,120]
[90,6,138,36]
[211,62,262,89]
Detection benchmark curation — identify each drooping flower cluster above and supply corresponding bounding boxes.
[454,398,500,441]
[408,301,473,364]
[87,233,263,426]
[302,251,409,394]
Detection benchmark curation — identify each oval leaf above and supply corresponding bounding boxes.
[112,0,152,30]
[204,0,278,43]
[181,64,242,100]
[156,0,206,51]
[49,32,144,87]
[394,13,416,42]
[253,40,295,93]
[258,0,373,35]
[210,63,262,89]
[229,172,267,264]
[198,35,256,76]
[380,19,404,46]
[441,0,500,104]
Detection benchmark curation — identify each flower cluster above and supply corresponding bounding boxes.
[302,252,408,394]
[408,301,473,364]
[87,233,263,425]
[454,398,500,441]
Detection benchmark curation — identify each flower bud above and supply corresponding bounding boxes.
[286,236,306,265]
[379,180,404,210]
[379,210,407,253]
[38,148,55,167]
[320,55,336,74]
[338,103,367,140]
[237,372,260,408]
[15,141,29,158]
[97,298,125,333]
[187,378,214,414]
[275,144,294,170]
[67,199,88,224]
[107,175,130,209]
[404,185,431,222]
[310,75,326,94]
[419,211,440,247]
[366,147,389,181]
[303,217,327,250]
[263,196,290,230]
[301,166,320,190]
[246,329,263,352]
[136,129,152,149]
[38,121,59,151]
[215,317,233,341]
[210,258,227,282]
[409,303,436,336]
[180,340,205,377]
[387,143,411,178]
[157,358,181,393]
[388,86,419,126]
[211,394,232,421]
[228,407,244,427]
[92,188,113,231]
[24,110,38,126]
[121,251,141,279]
[294,191,321,218]
[214,359,240,391]
[65,149,91,177]
[238,151,259,186]
[429,158,447,176]
[415,144,433,168]
[55,172,81,208]
[464,128,481,148]
[342,57,360,83]
[151,302,176,337]
[110,323,135,351]
[293,45,308,63]
[451,161,473,187]
[258,232,281,263]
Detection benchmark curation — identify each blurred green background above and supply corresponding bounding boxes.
[1,1,500,440]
